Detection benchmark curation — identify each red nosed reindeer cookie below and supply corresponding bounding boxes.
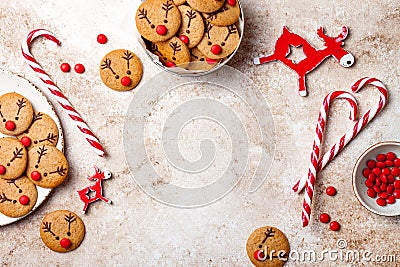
[0,175,38,218]
[197,22,240,59]
[0,92,33,136]
[177,5,205,48]
[203,0,241,26]
[0,137,28,180]
[151,36,191,68]
[26,145,68,188]
[40,210,85,253]
[100,49,143,91]
[186,0,225,13]
[136,0,182,43]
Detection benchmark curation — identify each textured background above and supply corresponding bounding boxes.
[0,0,400,266]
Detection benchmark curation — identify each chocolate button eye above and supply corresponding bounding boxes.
[208,41,212,46]
[151,24,155,29]
[164,19,168,23]
[15,117,19,120]
[127,70,131,75]
[115,75,119,79]
[2,119,5,122]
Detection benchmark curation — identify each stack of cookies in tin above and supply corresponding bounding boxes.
[136,0,241,71]
[0,92,68,219]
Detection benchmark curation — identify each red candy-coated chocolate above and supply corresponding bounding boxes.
[165,61,176,68]
[227,0,236,6]
[378,192,388,199]
[121,76,131,87]
[97,34,108,44]
[211,44,222,55]
[372,167,381,176]
[386,195,396,204]
[376,162,385,169]
[206,58,218,65]
[365,179,374,188]
[19,195,29,205]
[385,160,394,167]
[253,250,265,261]
[20,136,31,147]
[329,221,340,231]
[394,180,400,189]
[394,158,400,167]
[386,152,396,161]
[0,165,5,175]
[391,167,400,176]
[373,185,381,194]
[179,35,189,45]
[388,175,395,183]
[319,213,330,223]
[367,160,376,169]
[387,184,394,195]
[380,174,388,184]
[74,64,85,74]
[367,188,377,198]
[376,197,387,206]
[156,25,168,35]
[60,63,71,72]
[376,154,386,162]
[5,121,15,131]
[367,173,376,181]
[382,168,391,176]
[60,238,72,249]
[380,184,387,192]
[375,177,381,187]
[393,190,400,199]
[362,168,371,178]
[326,186,337,196]
[31,171,41,181]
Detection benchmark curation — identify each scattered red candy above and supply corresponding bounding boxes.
[367,160,376,169]
[362,168,371,178]
[386,195,396,204]
[211,44,222,55]
[121,76,132,87]
[5,120,15,131]
[386,152,396,161]
[20,136,31,147]
[179,35,189,45]
[326,186,337,196]
[60,63,71,72]
[376,197,387,206]
[0,165,5,175]
[156,25,168,35]
[74,64,85,74]
[97,34,108,44]
[60,238,72,249]
[319,213,330,223]
[393,190,400,199]
[365,179,374,188]
[367,188,377,198]
[376,154,386,162]
[372,167,381,176]
[329,221,340,231]
[31,171,41,181]
[19,195,29,205]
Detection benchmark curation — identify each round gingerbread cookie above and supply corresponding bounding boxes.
[246,226,290,267]
[100,49,143,91]
[136,0,182,43]
[0,137,28,180]
[173,0,186,5]
[26,145,68,188]
[177,5,205,48]
[197,22,240,59]
[0,175,38,218]
[40,210,85,253]
[203,0,240,26]
[17,112,59,149]
[0,92,33,136]
[189,47,221,70]
[186,0,225,13]
[151,36,191,68]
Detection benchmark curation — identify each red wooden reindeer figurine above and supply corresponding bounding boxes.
[254,26,354,96]
[77,166,112,213]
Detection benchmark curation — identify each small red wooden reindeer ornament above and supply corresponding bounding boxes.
[254,26,355,96]
[77,166,112,213]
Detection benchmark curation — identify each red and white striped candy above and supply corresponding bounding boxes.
[302,91,358,227]
[293,77,388,193]
[21,29,105,157]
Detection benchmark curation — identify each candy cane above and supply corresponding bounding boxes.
[293,77,388,193]
[21,29,105,157]
[302,91,358,227]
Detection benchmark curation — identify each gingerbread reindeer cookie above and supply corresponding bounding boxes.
[0,137,28,180]
[0,175,38,218]
[186,0,225,13]
[26,145,68,188]
[136,0,182,43]
[177,5,205,48]
[151,36,191,67]
[203,0,241,26]
[0,92,33,136]
[40,210,85,252]
[17,112,59,149]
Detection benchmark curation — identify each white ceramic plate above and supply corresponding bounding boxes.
[352,141,400,216]
[0,69,64,226]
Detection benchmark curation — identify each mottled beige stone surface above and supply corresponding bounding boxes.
[0,0,400,266]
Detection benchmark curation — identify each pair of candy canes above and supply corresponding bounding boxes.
[295,78,388,227]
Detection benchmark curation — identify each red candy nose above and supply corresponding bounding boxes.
[0,165,5,175]
[227,0,236,6]
[5,120,15,131]
[156,25,168,35]
[19,195,30,205]
[60,238,72,249]
[121,76,132,86]
[179,35,189,45]
[31,171,41,181]
[165,61,176,68]
[253,250,266,261]
[206,58,218,65]
[211,44,222,55]
[20,136,31,147]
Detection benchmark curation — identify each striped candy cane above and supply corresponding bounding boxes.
[293,77,388,193]
[21,29,105,157]
[302,91,358,227]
